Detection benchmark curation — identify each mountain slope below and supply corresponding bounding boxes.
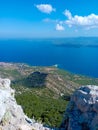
[0,62,98,127]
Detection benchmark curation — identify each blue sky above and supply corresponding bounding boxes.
[0,0,98,38]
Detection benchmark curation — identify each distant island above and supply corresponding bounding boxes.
[53,37,98,48]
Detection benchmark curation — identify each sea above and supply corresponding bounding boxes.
[0,37,98,78]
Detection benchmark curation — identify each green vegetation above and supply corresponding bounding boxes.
[56,69,98,86]
[16,71,48,88]
[0,62,98,127]
[15,91,68,127]
[0,68,21,79]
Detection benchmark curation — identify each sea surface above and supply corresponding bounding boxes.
[0,38,98,78]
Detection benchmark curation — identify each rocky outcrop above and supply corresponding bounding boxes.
[61,85,98,130]
[1,78,98,130]
[0,78,51,130]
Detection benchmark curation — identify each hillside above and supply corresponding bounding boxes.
[0,62,98,127]
[0,62,98,97]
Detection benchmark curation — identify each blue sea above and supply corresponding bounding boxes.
[0,38,98,78]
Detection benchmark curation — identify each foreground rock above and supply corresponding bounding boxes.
[61,85,98,130]
[0,78,51,130]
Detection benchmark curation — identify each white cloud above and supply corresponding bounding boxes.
[64,10,72,20]
[64,10,98,29]
[56,24,65,31]
[35,4,55,14]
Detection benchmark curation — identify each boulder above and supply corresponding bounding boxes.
[61,85,98,130]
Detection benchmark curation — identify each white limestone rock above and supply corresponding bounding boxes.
[0,78,51,130]
[61,85,98,130]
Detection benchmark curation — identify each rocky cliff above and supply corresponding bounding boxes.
[61,85,98,130]
[0,78,50,130]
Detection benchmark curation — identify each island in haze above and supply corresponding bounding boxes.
[54,37,98,48]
